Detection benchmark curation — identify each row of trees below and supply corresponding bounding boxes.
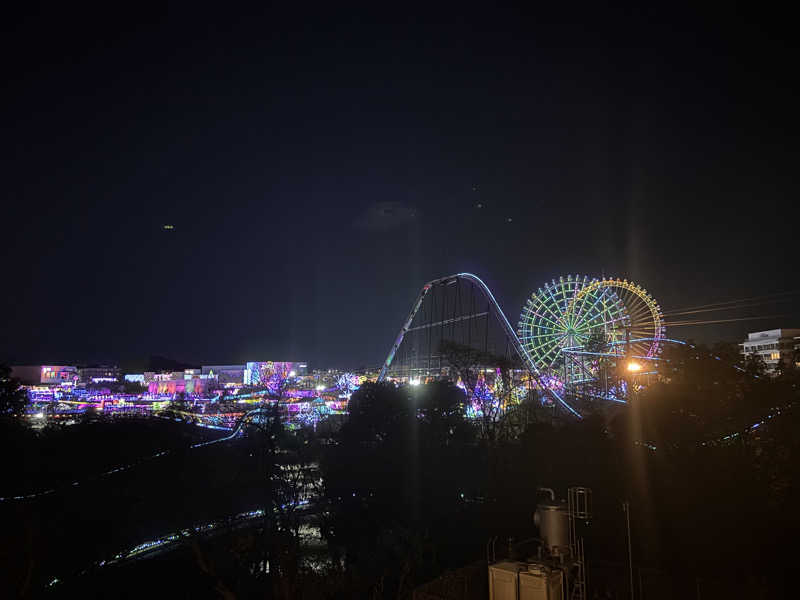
[313,342,800,597]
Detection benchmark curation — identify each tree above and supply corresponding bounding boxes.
[170,391,189,413]
[80,402,101,424]
[438,340,486,398]
[414,380,476,444]
[237,379,321,597]
[439,340,520,443]
[743,351,768,378]
[711,341,742,365]
[320,380,481,598]
[774,357,787,378]
[0,364,27,423]
[603,342,800,590]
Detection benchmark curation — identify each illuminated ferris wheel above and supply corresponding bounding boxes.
[570,278,665,359]
[517,275,629,369]
[517,275,665,373]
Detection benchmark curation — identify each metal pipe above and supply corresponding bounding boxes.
[623,501,634,600]
[537,487,556,501]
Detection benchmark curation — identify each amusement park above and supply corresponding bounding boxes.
[378,272,676,421]
[12,272,691,431]
[1,271,669,429]
[9,268,796,457]
[2,268,798,599]
[5,4,800,597]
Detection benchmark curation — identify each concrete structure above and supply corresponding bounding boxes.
[740,329,800,372]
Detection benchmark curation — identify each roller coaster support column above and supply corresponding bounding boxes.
[378,283,432,381]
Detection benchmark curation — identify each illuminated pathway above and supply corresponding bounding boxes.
[46,500,315,590]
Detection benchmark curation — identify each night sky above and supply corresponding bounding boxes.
[2,5,798,369]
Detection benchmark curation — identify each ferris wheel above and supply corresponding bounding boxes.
[517,275,629,369]
[517,275,665,373]
[570,278,665,359]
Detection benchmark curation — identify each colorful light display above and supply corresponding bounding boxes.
[518,275,629,369]
[39,366,78,385]
[336,372,362,398]
[243,362,307,386]
[516,275,666,411]
[570,277,665,358]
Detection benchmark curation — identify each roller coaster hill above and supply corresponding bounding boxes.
[376,273,674,419]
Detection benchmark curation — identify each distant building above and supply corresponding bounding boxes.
[10,365,79,385]
[143,371,187,383]
[78,365,121,383]
[201,365,246,384]
[146,369,214,395]
[740,328,800,372]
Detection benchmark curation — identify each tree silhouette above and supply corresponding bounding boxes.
[439,340,523,443]
[743,351,768,378]
[0,364,28,423]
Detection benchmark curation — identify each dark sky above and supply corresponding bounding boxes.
[2,5,798,368]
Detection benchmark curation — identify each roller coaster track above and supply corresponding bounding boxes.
[377,273,580,417]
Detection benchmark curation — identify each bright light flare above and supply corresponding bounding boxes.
[627,361,642,372]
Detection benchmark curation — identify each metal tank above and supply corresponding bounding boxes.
[534,488,570,557]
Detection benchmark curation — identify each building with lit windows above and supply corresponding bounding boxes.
[740,329,800,373]
[78,365,121,383]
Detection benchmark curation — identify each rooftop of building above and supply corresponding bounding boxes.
[743,328,800,342]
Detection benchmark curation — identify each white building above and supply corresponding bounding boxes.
[740,328,800,372]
